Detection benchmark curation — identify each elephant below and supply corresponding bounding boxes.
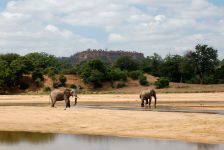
[50,88,77,109]
[139,89,157,108]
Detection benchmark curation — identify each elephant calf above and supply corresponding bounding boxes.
[50,88,77,108]
[139,89,157,108]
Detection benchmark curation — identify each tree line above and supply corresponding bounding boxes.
[0,44,223,93]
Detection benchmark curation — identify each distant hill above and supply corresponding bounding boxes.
[60,49,145,65]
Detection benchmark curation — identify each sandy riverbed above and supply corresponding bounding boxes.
[0,93,224,144]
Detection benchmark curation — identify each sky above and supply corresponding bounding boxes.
[0,0,223,58]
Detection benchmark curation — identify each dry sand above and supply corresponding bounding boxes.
[0,93,224,144]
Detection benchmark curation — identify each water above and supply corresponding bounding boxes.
[0,131,223,150]
[1,101,224,115]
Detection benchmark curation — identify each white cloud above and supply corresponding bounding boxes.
[108,33,126,43]
[0,0,223,58]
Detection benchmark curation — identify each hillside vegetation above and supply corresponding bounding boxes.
[0,44,224,94]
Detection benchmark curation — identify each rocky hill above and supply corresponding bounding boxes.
[61,49,145,65]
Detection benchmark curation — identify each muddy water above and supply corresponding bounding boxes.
[0,131,223,150]
[1,101,224,115]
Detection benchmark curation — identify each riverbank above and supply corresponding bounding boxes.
[0,93,224,144]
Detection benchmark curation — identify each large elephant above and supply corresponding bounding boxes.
[50,88,77,108]
[139,89,157,108]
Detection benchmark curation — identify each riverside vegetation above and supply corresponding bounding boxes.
[0,44,223,93]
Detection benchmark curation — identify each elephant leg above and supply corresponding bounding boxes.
[149,98,152,106]
[74,97,77,106]
[64,99,68,108]
[145,99,148,104]
[141,99,144,107]
[51,100,56,107]
[68,99,71,108]
[154,96,157,108]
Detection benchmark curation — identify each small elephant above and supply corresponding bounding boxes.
[139,89,157,108]
[50,88,77,109]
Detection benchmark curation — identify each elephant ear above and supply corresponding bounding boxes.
[64,89,71,98]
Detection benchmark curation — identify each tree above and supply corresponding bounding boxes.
[191,44,218,84]
[160,55,182,82]
[115,56,139,71]
[59,74,67,86]
[141,53,163,76]
[79,60,107,88]
[25,52,60,72]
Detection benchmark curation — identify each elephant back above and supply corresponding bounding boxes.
[140,89,154,100]
[50,89,64,101]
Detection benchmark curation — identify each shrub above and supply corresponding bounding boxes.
[19,82,29,90]
[129,70,143,80]
[53,81,61,88]
[204,75,218,84]
[43,86,51,92]
[34,78,42,86]
[116,80,126,88]
[47,69,56,78]
[138,74,149,86]
[155,77,169,89]
[32,69,44,81]
[59,74,67,86]
[107,68,128,81]
[70,84,77,89]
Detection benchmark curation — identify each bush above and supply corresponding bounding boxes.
[129,70,143,80]
[70,84,77,89]
[53,81,61,88]
[43,86,51,92]
[138,74,149,86]
[34,78,42,86]
[19,82,29,90]
[155,77,169,89]
[107,68,128,81]
[116,80,126,88]
[204,75,218,84]
[32,69,44,81]
[59,74,67,86]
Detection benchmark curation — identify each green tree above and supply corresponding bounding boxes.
[160,55,182,82]
[141,53,163,76]
[79,60,107,88]
[115,56,139,71]
[59,74,67,86]
[190,44,219,84]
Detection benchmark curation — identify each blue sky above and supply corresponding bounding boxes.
[0,0,223,58]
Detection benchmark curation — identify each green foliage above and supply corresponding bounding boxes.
[70,84,77,89]
[160,55,182,82]
[0,53,20,65]
[213,66,224,84]
[191,44,218,84]
[25,52,59,71]
[52,80,61,88]
[115,56,139,71]
[106,68,127,81]
[138,74,149,86]
[19,82,29,90]
[116,80,126,88]
[128,70,143,80]
[43,86,51,92]
[59,74,67,86]
[155,77,170,89]
[32,69,44,81]
[34,78,42,86]
[79,60,107,88]
[141,53,163,76]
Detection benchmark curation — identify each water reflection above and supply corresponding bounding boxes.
[0,131,55,144]
[0,131,223,150]
[197,143,218,150]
